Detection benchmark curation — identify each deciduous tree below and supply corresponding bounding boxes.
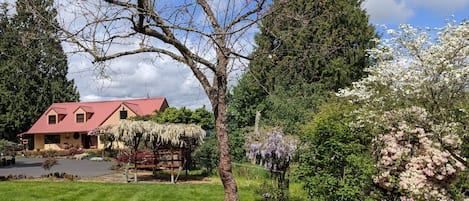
[51,1,270,200]
[338,21,468,200]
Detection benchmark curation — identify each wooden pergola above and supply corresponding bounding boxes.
[89,120,205,183]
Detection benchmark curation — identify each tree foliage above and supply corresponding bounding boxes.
[338,21,468,200]
[0,0,79,140]
[152,106,214,130]
[298,99,376,201]
[230,0,376,133]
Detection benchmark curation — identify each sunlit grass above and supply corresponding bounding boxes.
[0,163,307,201]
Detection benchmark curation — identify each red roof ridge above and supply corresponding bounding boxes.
[79,97,165,104]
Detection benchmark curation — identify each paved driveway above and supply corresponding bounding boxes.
[0,158,114,178]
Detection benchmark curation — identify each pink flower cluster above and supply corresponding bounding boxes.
[373,107,465,200]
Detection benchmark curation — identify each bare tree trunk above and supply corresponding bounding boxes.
[214,100,238,201]
[212,57,239,201]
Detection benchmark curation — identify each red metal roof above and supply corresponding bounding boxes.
[22,97,168,135]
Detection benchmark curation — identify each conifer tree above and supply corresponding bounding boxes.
[0,0,79,140]
[230,0,376,130]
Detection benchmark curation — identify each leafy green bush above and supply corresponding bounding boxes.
[192,134,219,176]
[298,99,377,200]
[0,139,21,155]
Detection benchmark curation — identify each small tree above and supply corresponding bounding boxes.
[338,21,468,200]
[42,157,57,174]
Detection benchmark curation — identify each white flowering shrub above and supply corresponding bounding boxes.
[337,21,468,200]
[338,21,469,122]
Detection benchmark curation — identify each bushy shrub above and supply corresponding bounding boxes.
[42,157,57,173]
[298,100,376,200]
[192,134,219,176]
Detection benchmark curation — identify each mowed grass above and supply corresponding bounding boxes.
[0,181,245,201]
[0,163,307,201]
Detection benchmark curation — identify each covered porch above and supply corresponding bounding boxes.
[21,132,99,151]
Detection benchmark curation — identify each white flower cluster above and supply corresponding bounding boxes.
[337,21,469,121]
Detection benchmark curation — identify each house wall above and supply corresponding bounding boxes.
[74,108,87,123]
[33,133,84,151]
[61,133,82,148]
[34,134,45,150]
[98,105,137,149]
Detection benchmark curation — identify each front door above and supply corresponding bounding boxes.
[25,134,35,150]
[81,134,90,149]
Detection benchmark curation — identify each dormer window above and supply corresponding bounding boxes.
[76,113,85,123]
[120,110,128,120]
[48,115,56,124]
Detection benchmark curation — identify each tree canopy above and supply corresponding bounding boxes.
[0,0,79,140]
[54,0,271,198]
[229,0,376,132]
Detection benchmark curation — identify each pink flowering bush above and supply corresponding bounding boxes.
[373,107,465,200]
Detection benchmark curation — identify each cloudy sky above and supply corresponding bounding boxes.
[43,1,469,109]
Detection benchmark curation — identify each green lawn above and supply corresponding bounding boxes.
[0,181,245,201]
[0,163,307,201]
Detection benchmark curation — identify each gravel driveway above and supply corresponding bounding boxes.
[0,158,114,178]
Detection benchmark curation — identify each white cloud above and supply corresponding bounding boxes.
[67,52,211,110]
[363,0,414,24]
[410,0,469,13]
[363,0,469,24]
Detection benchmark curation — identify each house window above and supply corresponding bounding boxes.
[45,135,60,144]
[76,113,85,123]
[48,115,56,124]
[120,110,128,120]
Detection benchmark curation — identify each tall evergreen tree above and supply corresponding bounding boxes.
[0,0,79,140]
[230,0,376,131]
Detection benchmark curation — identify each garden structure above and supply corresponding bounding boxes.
[89,120,205,183]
